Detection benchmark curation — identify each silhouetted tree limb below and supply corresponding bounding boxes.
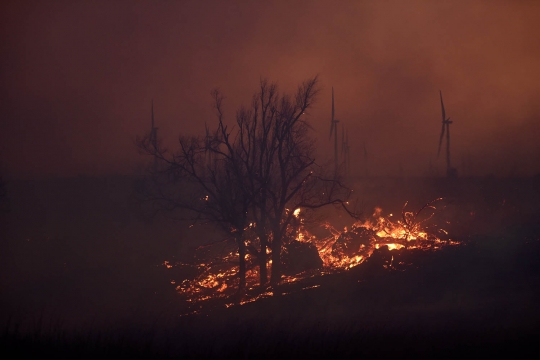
[136,76,358,291]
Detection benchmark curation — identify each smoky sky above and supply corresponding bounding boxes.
[1,0,539,178]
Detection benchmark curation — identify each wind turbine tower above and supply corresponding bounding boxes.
[329,87,339,175]
[437,91,457,178]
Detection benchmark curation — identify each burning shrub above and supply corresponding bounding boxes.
[365,245,394,268]
[332,226,375,258]
[282,240,323,275]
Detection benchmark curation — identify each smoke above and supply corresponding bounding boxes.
[1,0,539,178]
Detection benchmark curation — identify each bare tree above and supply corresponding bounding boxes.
[137,95,252,289]
[136,76,355,291]
[233,77,354,285]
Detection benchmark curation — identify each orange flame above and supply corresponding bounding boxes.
[166,201,455,308]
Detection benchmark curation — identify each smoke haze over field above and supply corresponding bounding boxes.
[1,0,539,178]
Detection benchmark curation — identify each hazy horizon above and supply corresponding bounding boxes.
[2,0,540,179]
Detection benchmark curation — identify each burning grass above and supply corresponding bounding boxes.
[165,199,457,312]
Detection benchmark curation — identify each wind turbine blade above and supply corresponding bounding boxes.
[329,87,335,139]
[437,124,445,158]
[341,124,345,156]
[439,90,446,122]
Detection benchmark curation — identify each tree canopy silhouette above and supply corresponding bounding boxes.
[136,76,355,290]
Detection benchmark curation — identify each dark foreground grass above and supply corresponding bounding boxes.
[1,332,164,359]
[2,231,539,359]
[2,314,537,359]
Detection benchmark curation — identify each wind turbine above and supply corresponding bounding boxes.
[329,87,339,175]
[437,91,457,178]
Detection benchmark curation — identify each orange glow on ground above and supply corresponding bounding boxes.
[165,201,457,310]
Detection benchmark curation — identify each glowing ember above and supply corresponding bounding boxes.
[166,199,456,309]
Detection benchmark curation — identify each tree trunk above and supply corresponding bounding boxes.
[259,236,268,287]
[257,229,268,287]
[237,236,246,290]
[270,226,282,286]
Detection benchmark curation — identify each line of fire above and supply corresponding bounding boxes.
[136,77,460,314]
